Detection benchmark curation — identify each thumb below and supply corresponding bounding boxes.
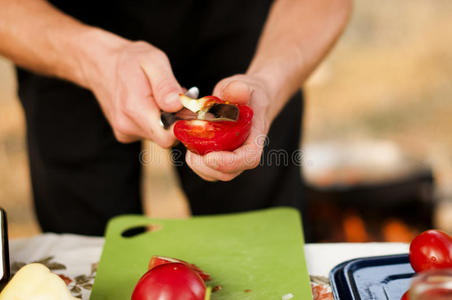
[141,60,184,112]
[214,79,252,105]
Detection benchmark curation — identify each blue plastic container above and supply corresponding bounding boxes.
[329,254,415,300]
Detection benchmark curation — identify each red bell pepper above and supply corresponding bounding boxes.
[174,96,253,155]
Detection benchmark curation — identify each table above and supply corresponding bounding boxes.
[7,234,409,299]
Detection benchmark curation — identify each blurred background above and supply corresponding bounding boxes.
[1,0,452,241]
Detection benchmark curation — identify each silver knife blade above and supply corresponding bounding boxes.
[160,87,239,129]
[0,208,10,288]
[185,86,199,99]
[207,103,239,120]
[160,103,239,129]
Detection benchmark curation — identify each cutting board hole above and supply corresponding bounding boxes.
[121,224,162,238]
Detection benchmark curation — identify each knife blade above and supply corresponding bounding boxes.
[184,86,199,99]
[0,208,10,290]
[160,87,239,129]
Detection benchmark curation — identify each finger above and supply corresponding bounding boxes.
[186,151,217,182]
[203,145,262,174]
[118,71,176,148]
[140,53,183,112]
[114,130,141,144]
[136,98,177,148]
[186,151,242,182]
[213,79,252,105]
[203,129,264,173]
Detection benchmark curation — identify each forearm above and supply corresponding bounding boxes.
[247,0,352,119]
[0,0,183,147]
[0,0,126,89]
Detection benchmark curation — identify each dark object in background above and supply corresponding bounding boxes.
[0,208,10,290]
[304,169,434,243]
[329,254,414,300]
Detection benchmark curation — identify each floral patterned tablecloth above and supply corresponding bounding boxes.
[8,234,409,300]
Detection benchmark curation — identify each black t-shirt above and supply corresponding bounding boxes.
[16,1,306,234]
[18,1,273,95]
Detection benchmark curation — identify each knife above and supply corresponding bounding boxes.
[0,208,10,290]
[160,87,239,130]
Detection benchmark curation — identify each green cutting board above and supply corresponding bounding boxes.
[90,208,312,299]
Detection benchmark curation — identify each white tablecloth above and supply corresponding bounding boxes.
[7,234,409,299]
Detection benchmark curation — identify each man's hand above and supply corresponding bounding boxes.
[185,75,272,181]
[83,40,183,147]
[0,0,184,148]
[0,0,350,154]
[185,0,352,181]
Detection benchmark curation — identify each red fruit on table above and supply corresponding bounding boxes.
[409,229,452,272]
[132,263,206,300]
[174,96,253,155]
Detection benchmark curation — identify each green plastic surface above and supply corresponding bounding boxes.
[90,208,312,299]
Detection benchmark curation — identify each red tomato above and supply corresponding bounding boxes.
[174,97,253,155]
[132,263,206,300]
[401,290,409,300]
[409,229,452,272]
[148,255,211,281]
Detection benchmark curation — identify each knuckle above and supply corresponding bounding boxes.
[151,48,168,62]
[186,154,196,170]
[113,130,131,144]
[159,138,174,149]
[133,40,149,49]
[246,149,263,169]
[113,115,133,137]
[120,102,137,118]
[217,164,234,173]
[214,75,245,95]
[214,159,235,173]
[204,176,218,182]
[143,48,168,67]
[249,158,260,169]
[153,133,174,149]
[155,77,176,95]
[218,172,237,182]
[129,41,153,55]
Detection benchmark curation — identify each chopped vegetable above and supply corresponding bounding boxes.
[282,293,294,300]
[175,95,253,155]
